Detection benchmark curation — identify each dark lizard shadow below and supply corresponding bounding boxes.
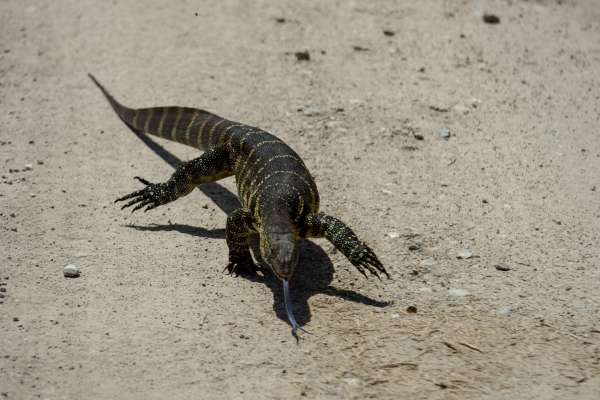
[247,238,392,329]
[126,223,226,240]
[125,222,392,330]
[125,130,392,329]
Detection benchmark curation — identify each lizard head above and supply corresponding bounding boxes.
[259,218,299,280]
[260,230,299,280]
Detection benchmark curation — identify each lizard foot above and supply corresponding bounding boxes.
[224,258,263,277]
[115,177,172,213]
[350,245,390,280]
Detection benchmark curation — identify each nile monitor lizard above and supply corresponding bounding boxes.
[89,74,389,334]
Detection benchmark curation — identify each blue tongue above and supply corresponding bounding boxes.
[282,280,307,337]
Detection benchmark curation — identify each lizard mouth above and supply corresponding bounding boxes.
[263,259,292,281]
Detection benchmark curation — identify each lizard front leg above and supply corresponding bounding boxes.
[225,208,261,276]
[116,146,232,212]
[303,213,390,279]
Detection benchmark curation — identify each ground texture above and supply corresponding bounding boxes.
[1,0,599,399]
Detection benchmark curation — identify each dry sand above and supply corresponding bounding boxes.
[1,1,599,399]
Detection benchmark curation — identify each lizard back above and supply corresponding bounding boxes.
[89,74,319,230]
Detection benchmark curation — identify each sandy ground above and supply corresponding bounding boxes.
[1,0,599,399]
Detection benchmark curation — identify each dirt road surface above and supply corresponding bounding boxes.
[1,1,599,399]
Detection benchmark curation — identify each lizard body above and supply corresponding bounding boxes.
[89,74,389,332]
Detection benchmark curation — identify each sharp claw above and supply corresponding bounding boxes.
[116,189,145,203]
[131,200,152,213]
[134,176,152,186]
[144,203,158,213]
[352,246,389,279]
[356,258,380,279]
[121,197,143,210]
[223,264,232,274]
[355,264,369,279]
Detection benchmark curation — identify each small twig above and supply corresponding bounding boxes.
[443,341,459,352]
[379,362,418,370]
[458,342,483,353]
[539,321,586,341]
[515,261,532,267]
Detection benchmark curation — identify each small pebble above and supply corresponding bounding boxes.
[381,189,393,195]
[456,249,473,259]
[408,244,421,251]
[437,127,451,139]
[448,288,469,297]
[387,232,399,239]
[421,258,434,268]
[406,305,417,314]
[23,164,33,171]
[301,106,320,116]
[483,13,500,24]
[63,264,80,278]
[496,306,512,316]
[495,263,511,271]
[295,51,310,61]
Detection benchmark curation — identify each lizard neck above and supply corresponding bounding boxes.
[259,196,294,234]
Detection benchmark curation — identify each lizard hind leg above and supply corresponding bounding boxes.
[303,213,390,279]
[225,208,261,276]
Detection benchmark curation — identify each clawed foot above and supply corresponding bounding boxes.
[115,177,172,213]
[350,245,390,280]
[224,259,263,277]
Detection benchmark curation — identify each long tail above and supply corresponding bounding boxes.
[88,73,234,150]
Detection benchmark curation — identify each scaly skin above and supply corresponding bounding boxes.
[89,73,389,283]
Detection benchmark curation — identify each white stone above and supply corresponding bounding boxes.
[437,127,451,139]
[421,258,434,267]
[63,264,80,278]
[496,306,513,316]
[302,106,321,116]
[456,249,473,259]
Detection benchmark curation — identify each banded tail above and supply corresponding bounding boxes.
[88,73,236,150]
